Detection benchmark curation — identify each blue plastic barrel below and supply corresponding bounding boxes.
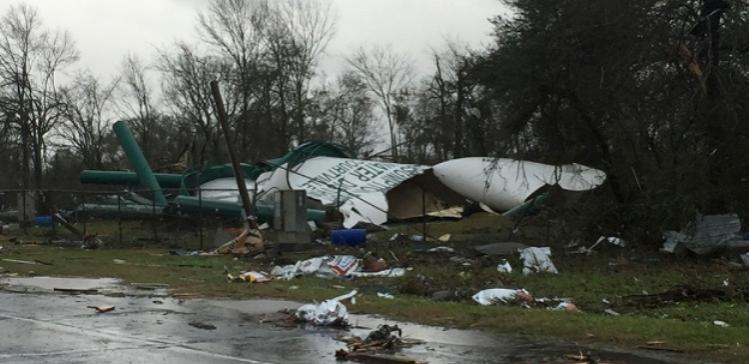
[33,215,53,227]
[331,229,367,246]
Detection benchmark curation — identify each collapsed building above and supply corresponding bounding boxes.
[78,121,608,240]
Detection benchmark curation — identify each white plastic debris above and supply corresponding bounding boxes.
[270,256,332,280]
[271,256,405,280]
[519,247,558,275]
[496,259,513,273]
[377,292,395,299]
[427,246,454,253]
[595,236,626,248]
[713,320,730,328]
[472,288,533,306]
[270,257,331,279]
[295,290,358,326]
[350,268,406,278]
[296,301,348,326]
[550,302,579,312]
[661,230,690,254]
[307,221,318,231]
[604,309,620,316]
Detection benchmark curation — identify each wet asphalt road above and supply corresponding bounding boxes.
[0,278,693,364]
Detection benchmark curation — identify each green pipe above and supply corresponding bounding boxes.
[113,121,167,206]
[174,196,326,224]
[80,170,183,188]
[75,203,162,219]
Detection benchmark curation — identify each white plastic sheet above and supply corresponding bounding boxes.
[496,259,512,273]
[472,288,532,305]
[520,247,558,275]
[349,268,406,278]
[295,290,358,326]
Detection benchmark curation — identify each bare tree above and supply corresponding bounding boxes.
[118,54,158,159]
[425,40,473,158]
[265,0,337,142]
[196,0,337,158]
[197,0,269,157]
[313,71,376,156]
[346,45,413,160]
[58,71,119,169]
[0,3,78,191]
[158,42,227,166]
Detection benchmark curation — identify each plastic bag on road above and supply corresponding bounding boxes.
[295,290,358,326]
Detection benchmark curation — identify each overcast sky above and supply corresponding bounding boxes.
[18,0,506,81]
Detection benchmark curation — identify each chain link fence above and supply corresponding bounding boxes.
[0,188,250,251]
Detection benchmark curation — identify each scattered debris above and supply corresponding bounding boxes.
[437,234,451,242]
[330,255,361,276]
[271,255,402,280]
[377,292,395,300]
[604,309,620,316]
[472,288,533,306]
[87,305,115,313]
[713,320,730,328]
[271,256,328,280]
[741,253,749,267]
[661,231,690,255]
[335,351,427,364]
[228,271,271,283]
[350,268,406,278]
[496,259,512,273]
[82,234,103,249]
[662,214,742,256]
[188,321,217,330]
[426,246,454,253]
[336,324,426,363]
[563,352,593,362]
[551,302,579,312]
[113,259,126,264]
[389,234,425,242]
[599,236,626,247]
[295,290,357,326]
[572,236,627,254]
[448,256,473,266]
[519,247,558,275]
[362,254,389,273]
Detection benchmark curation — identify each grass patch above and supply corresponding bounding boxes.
[1,226,748,363]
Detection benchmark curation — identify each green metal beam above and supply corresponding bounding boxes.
[113,120,167,206]
[80,170,183,188]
